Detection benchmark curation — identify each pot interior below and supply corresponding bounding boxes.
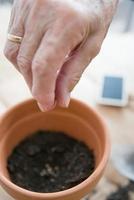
[0,99,106,183]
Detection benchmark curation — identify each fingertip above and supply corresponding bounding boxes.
[57,92,71,108]
[37,102,56,112]
[63,94,71,108]
[32,86,56,112]
[37,102,47,112]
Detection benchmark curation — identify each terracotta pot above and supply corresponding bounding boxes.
[0,98,110,200]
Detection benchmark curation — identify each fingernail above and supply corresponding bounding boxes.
[37,103,47,112]
[37,102,55,112]
[60,94,70,108]
[65,95,70,107]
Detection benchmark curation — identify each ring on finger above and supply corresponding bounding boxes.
[7,33,23,44]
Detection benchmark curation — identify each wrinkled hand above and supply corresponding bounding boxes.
[4,0,118,111]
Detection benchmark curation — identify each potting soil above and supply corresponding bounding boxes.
[7,130,95,193]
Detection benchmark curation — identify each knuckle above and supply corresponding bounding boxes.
[61,10,86,41]
[32,61,46,76]
[32,57,56,76]
[90,44,101,58]
[4,45,17,62]
[17,55,31,73]
[68,10,77,20]
[34,0,43,4]
[4,47,11,60]
[66,6,79,19]
[60,6,79,25]
[10,25,23,37]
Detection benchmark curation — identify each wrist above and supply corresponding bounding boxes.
[100,0,119,27]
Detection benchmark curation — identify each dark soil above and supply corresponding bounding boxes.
[7,130,95,193]
[107,181,134,200]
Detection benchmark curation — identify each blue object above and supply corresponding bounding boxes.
[102,76,123,100]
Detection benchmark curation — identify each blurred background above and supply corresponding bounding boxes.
[0,1,134,199]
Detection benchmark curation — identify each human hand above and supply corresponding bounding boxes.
[4,0,118,111]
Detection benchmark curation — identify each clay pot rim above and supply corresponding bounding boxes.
[0,98,110,198]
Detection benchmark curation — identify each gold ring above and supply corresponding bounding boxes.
[7,33,23,44]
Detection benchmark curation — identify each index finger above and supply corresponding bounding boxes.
[31,31,72,111]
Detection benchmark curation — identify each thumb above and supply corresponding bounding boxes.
[56,35,101,107]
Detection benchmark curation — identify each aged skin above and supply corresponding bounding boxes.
[4,0,118,111]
